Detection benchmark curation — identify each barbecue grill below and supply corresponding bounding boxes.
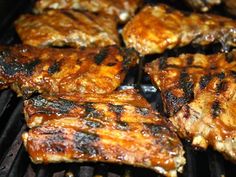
[0,0,236,177]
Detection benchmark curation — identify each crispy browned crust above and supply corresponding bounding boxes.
[0,45,138,97]
[15,10,119,48]
[34,0,142,23]
[22,89,185,177]
[122,4,236,55]
[145,50,236,162]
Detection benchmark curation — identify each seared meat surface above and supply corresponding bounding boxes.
[34,0,142,23]
[183,0,221,12]
[22,89,186,177]
[15,10,119,48]
[122,4,236,55]
[145,50,236,162]
[0,45,138,97]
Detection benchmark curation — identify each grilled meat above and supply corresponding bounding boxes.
[15,10,119,48]
[0,45,138,97]
[122,4,236,55]
[145,50,236,162]
[22,89,186,177]
[24,89,155,128]
[34,0,142,23]
[183,0,221,12]
[145,49,236,116]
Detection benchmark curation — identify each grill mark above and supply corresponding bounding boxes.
[179,71,194,98]
[199,74,212,89]
[109,104,124,120]
[183,105,190,119]
[216,81,228,93]
[159,57,167,70]
[31,95,76,114]
[122,48,138,70]
[144,123,169,137]
[187,56,194,65]
[47,132,65,153]
[211,101,221,118]
[62,11,78,21]
[48,61,61,74]
[231,70,236,79]
[136,107,150,116]
[215,72,225,80]
[83,103,101,118]
[94,47,109,65]
[85,120,102,128]
[0,51,40,76]
[74,131,100,155]
[107,62,116,66]
[116,121,129,131]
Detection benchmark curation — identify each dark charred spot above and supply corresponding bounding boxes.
[116,121,129,131]
[83,103,101,118]
[85,120,102,128]
[159,57,167,70]
[215,72,225,80]
[231,70,236,79]
[165,6,175,13]
[109,104,124,119]
[187,56,194,65]
[182,10,191,17]
[122,48,138,70]
[216,81,228,93]
[225,52,234,63]
[183,105,190,119]
[164,91,190,115]
[46,132,65,153]
[210,64,217,70]
[211,101,221,118]
[144,123,169,137]
[31,95,76,114]
[74,131,99,155]
[199,74,212,89]
[94,47,109,65]
[179,71,194,98]
[136,107,149,116]
[48,62,60,74]
[107,62,116,66]
[62,11,78,21]
[0,51,40,76]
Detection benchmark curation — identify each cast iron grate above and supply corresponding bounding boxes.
[0,0,236,177]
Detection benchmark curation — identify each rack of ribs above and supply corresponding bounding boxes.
[22,89,186,177]
[122,4,236,55]
[0,45,138,98]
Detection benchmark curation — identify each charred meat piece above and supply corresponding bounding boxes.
[24,89,156,128]
[22,89,186,177]
[145,50,236,116]
[145,50,236,161]
[183,0,221,12]
[122,4,236,55]
[170,75,236,162]
[34,0,142,23]
[15,10,119,48]
[0,45,138,97]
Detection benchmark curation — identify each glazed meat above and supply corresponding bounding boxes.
[22,89,186,177]
[122,4,236,55]
[183,0,221,12]
[145,50,236,162]
[34,0,142,23]
[145,49,236,116]
[0,45,138,97]
[15,10,119,48]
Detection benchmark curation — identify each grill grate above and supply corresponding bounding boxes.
[0,0,236,177]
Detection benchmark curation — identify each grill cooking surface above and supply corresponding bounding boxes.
[0,0,236,177]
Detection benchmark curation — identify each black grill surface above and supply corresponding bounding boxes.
[0,0,236,177]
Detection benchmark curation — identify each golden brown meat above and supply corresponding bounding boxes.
[34,0,142,23]
[15,10,119,48]
[0,45,138,97]
[122,4,236,55]
[22,89,186,177]
[145,50,236,162]
[145,49,236,116]
[183,0,221,12]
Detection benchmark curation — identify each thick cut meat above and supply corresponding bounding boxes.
[145,49,236,116]
[34,0,142,23]
[0,45,138,97]
[22,89,186,177]
[122,4,236,55]
[183,0,221,12]
[145,50,236,162]
[15,10,119,48]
